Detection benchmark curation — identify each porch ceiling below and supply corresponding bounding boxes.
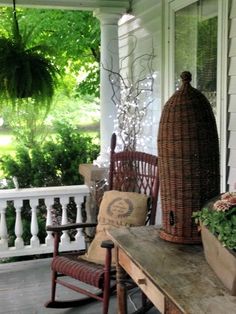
[0,0,130,11]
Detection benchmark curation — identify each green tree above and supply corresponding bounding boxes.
[0,7,100,148]
[0,7,100,97]
[1,99,50,148]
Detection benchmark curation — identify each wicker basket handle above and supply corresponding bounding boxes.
[180,71,192,83]
[169,210,175,226]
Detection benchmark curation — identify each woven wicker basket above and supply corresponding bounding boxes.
[158,71,220,244]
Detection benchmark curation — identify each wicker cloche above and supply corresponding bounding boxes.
[158,71,220,244]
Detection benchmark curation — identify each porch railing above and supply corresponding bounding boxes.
[0,185,89,258]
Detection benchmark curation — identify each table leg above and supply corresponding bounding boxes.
[116,248,128,314]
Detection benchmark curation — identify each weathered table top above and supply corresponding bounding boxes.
[109,226,236,314]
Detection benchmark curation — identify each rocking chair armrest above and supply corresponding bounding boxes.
[46,222,97,232]
[101,240,114,249]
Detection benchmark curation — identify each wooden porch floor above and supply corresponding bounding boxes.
[0,258,159,314]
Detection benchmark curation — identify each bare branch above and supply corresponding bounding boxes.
[103,36,156,150]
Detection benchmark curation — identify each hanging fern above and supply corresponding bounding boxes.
[0,3,59,109]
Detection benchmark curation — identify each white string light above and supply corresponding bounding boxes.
[103,44,156,151]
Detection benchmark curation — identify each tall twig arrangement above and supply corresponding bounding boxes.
[103,41,156,151]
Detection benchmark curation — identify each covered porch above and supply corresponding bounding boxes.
[0,0,235,313]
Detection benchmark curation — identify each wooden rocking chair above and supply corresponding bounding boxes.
[45,133,159,314]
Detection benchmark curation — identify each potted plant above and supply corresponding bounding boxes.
[193,192,236,295]
[0,2,58,109]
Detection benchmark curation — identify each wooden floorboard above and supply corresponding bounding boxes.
[0,258,159,314]
[0,258,77,314]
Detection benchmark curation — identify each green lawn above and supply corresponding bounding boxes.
[0,132,15,156]
[0,129,99,157]
[0,132,15,178]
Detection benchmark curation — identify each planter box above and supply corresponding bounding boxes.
[201,224,236,295]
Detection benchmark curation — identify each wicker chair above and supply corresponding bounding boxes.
[45,133,159,314]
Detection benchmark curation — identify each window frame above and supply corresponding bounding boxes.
[164,0,228,191]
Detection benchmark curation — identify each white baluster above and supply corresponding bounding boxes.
[44,198,54,246]
[30,199,39,247]
[14,199,24,249]
[74,196,85,244]
[60,196,70,245]
[0,201,8,250]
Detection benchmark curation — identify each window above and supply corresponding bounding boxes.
[174,0,218,113]
[165,0,228,190]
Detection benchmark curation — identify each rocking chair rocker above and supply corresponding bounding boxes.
[45,133,159,314]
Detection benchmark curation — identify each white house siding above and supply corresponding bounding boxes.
[117,0,163,225]
[118,0,163,156]
[228,0,236,191]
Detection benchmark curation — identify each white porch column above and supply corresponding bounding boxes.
[94,8,123,166]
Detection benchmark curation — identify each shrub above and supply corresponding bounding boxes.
[0,122,99,187]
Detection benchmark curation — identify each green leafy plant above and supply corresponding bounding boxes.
[0,122,99,188]
[193,192,236,250]
[0,2,59,108]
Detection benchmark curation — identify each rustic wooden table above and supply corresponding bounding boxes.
[108,226,236,314]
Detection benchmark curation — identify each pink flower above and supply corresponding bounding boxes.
[213,200,232,212]
[227,196,236,205]
[213,192,236,211]
[221,192,236,200]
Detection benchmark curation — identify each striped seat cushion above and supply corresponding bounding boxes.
[52,254,105,288]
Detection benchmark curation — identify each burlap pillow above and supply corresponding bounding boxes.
[81,190,149,265]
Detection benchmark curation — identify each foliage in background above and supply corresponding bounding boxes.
[0,7,100,98]
[0,7,101,151]
[48,94,100,130]
[1,99,50,148]
[0,122,99,188]
[0,94,100,150]
[0,6,59,108]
